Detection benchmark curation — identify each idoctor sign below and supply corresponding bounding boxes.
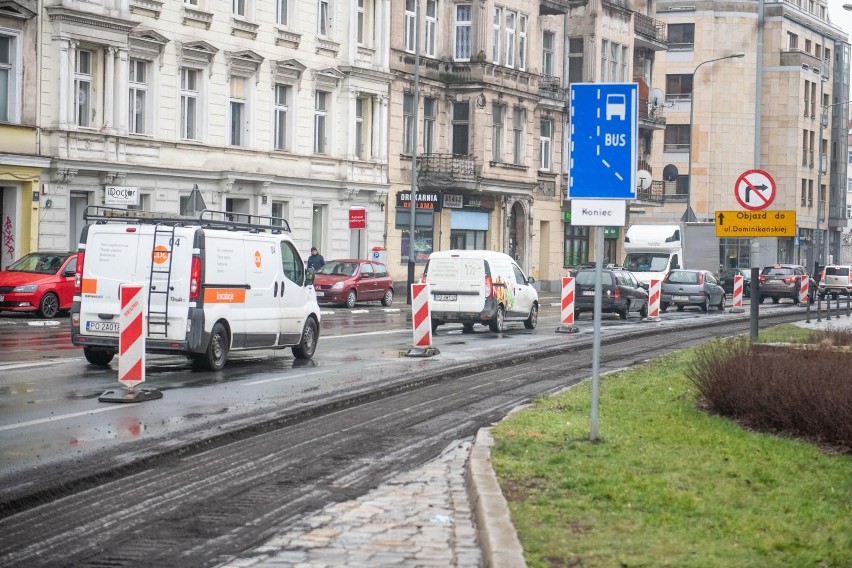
[105,186,140,206]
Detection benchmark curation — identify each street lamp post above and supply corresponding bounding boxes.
[683,52,745,223]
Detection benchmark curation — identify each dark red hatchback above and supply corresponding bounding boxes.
[313,259,395,308]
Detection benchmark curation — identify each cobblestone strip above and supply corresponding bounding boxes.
[219,440,482,568]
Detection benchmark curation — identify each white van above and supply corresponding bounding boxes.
[422,250,538,332]
[70,206,321,370]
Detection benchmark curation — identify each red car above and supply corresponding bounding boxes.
[0,252,77,318]
[313,259,395,308]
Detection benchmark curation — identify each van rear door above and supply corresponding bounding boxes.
[426,255,487,313]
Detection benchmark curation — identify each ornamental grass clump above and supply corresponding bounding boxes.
[686,332,852,452]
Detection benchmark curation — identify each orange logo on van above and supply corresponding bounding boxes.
[254,250,262,268]
[152,245,170,265]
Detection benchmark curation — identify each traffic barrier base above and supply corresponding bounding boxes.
[99,388,164,403]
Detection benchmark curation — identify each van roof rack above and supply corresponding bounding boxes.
[83,205,291,233]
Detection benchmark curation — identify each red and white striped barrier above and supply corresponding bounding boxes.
[647,278,661,319]
[799,275,809,305]
[732,274,744,309]
[561,276,575,326]
[119,284,145,389]
[410,283,433,349]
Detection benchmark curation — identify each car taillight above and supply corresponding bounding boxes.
[821,270,826,282]
[783,276,796,284]
[484,275,493,298]
[698,273,705,285]
[758,275,767,283]
[190,255,201,300]
[74,251,85,293]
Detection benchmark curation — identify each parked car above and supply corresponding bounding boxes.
[573,266,648,320]
[0,252,77,318]
[718,268,752,298]
[817,264,852,299]
[660,269,726,313]
[313,259,394,308]
[757,264,815,304]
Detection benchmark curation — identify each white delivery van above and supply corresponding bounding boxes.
[70,206,321,370]
[422,250,538,333]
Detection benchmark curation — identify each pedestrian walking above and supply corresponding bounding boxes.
[307,247,325,271]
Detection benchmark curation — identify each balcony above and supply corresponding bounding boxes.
[540,0,570,15]
[780,49,829,77]
[539,75,567,101]
[634,13,667,51]
[636,180,664,204]
[418,154,480,191]
[638,97,666,130]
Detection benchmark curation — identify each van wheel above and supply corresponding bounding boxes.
[489,305,505,333]
[198,322,229,371]
[381,288,394,307]
[345,290,357,308]
[639,303,648,318]
[84,347,114,366]
[431,320,441,333]
[38,293,60,319]
[524,303,538,329]
[292,318,318,359]
[659,302,668,313]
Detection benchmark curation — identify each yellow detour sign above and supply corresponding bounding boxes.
[715,210,796,237]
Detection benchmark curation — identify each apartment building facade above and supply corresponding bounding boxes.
[24,0,393,263]
[648,0,849,270]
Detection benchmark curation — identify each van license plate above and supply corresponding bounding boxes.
[434,294,457,301]
[86,321,120,333]
[672,295,689,302]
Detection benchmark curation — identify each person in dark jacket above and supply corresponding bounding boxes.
[307,247,325,271]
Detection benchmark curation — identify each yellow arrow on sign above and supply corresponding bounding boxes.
[715,210,797,237]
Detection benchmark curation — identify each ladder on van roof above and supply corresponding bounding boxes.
[147,224,175,338]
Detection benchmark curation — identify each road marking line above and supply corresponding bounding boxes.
[0,406,125,432]
[245,369,337,386]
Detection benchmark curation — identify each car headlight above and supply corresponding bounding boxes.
[331,281,344,290]
[12,285,38,293]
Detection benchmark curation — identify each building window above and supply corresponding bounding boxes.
[492,103,504,162]
[564,224,590,266]
[664,124,690,152]
[273,83,290,150]
[75,49,92,127]
[403,92,414,153]
[452,101,469,156]
[665,74,693,101]
[542,31,554,77]
[568,37,584,84]
[668,23,695,50]
[271,200,290,227]
[355,95,373,159]
[802,129,808,166]
[512,106,524,165]
[229,76,247,147]
[492,7,501,64]
[312,204,326,254]
[0,33,19,124]
[314,90,328,154]
[505,10,516,69]
[540,119,552,171]
[404,0,416,53]
[180,68,199,140]
[318,0,331,37]
[454,4,472,62]
[801,179,807,207]
[664,174,689,196]
[128,59,148,135]
[610,42,618,81]
[276,0,289,25]
[423,96,436,154]
[425,0,437,57]
[787,32,798,50]
[621,45,628,81]
[518,15,527,71]
[600,40,608,82]
[356,0,366,45]
[233,0,246,17]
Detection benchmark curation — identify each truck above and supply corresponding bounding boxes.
[622,223,720,288]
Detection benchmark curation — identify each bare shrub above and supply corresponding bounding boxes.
[687,337,852,452]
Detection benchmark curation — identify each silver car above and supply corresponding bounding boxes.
[660,269,726,313]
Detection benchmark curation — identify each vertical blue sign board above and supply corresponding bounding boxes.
[569,83,638,199]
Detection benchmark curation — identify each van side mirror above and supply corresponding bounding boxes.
[672,263,680,270]
[527,276,536,284]
[305,267,315,286]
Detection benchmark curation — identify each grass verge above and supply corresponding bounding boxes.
[491,325,852,568]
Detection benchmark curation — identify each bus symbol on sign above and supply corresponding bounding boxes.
[606,94,626,120]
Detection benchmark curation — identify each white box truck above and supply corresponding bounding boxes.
[622,223,720,288]
[70,206,321,370]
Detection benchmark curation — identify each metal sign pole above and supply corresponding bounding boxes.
[590,226,604,442]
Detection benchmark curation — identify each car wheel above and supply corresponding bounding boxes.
[772,297,780,304]
[462,323,475,333]
[345,290,357,308]
[718,294,726,311]
[381,288,394,307]
[431,319,441,333]
[676,305,685,312]
[292,317,318,359]
[639,303,648,318]
[659,302,668,313]
[489,305,505,333]
[83,347,114,366]
[524,303,538,329]
[759,295,767,304]
[574,309,581,319]
[197,322,229,371]
[37,292,60,319]
[619,305,629,320]
[701,297,710,313]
